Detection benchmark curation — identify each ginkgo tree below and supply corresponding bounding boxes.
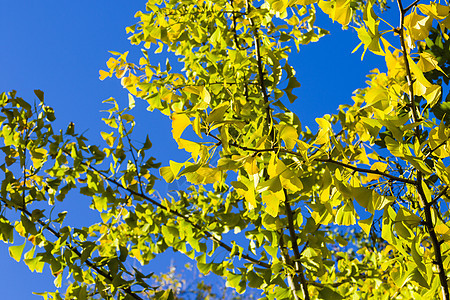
[1,0,450,299]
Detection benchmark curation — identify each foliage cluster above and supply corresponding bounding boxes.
[2,0,450,299]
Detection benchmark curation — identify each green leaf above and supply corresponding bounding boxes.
[283,76,301,103]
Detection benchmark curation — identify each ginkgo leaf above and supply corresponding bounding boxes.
[366,161,388,181]
[171,113,191,141]
[404,11,432,42]
[206,102,229,124]
[319,0,352,25]
[418,3,450,20]
[283,76,301,103]
[418,52,447,75]
[262,189,284,217]
[335,202,357,226]
[359,215,373,235]
[99,70,110,80]
[279,125,298,150]
[160,160,184,183]
[9,241,26,262]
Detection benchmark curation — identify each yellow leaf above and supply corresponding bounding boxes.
[418,3,450,20]
[418,52,447,75]
[99,70,110,80]
[404,11,432,42]
[318,0,352,26]
[244,156,259,176]
[366,161,387,181]
[192,116,202,138]
[131,248,143,264]
[106,57,118,69]
[160,166,174,183]
[183,86,202,95]
[435,224,450,236]
[9,241,26,262]
[408,56,432,88]
[171,113,191,141]
[200,87,211,104]
[279,125,298,150]
[443,16,450,30]
[232,178,257,209]
[100,131,116,147]
[314,117,331,144]
[295,0,318,4]
[272,0,288,13]
[423,84,442,108]
[263,189,284,217]
[206,102,229,124]
[186,167,221,184]
[363,0,378,35]
[177,139,202,161]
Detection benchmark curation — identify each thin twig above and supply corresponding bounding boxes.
[404,0,421,12]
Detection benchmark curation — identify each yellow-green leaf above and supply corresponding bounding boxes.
[9,241,26,262]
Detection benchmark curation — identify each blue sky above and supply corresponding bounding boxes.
[0,1,387,298]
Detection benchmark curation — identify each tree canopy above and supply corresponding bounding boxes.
[2,0,450,299]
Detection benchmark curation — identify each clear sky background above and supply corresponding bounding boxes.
[0,0,388,298]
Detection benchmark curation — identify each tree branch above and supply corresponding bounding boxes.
[396,0,420,125]
[315,158,417,185]
[396,0,449,298]
[279,231,301,300]
[417,176,449,300]
[87,164,271,269]
[284,190,310,300]
[210,132,417,186]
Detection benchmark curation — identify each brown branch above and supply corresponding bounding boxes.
[428,186,448,208]
[246,0,273,141]
[229,0,242,50]
[417,176,449,300]
[397,0,420,125]
[396,0,449,298]
[279,232,301,300]
[308,274,381,288]
[244,1,308,292]
[121,119,145,196]
[284,190,310,300]
[424,137,449,160]
[210,132,416,185]
[208,131,416,185]
[316,158,417,185]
